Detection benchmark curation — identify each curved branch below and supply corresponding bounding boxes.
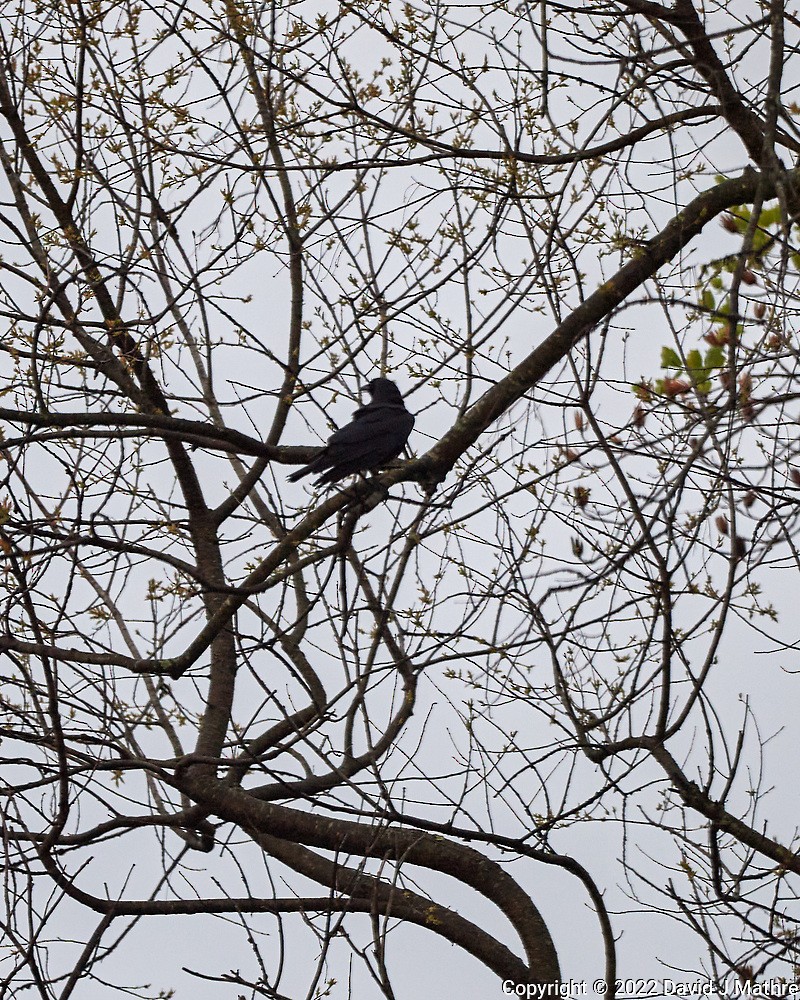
[180,776,560,982]
[253,830,543,984]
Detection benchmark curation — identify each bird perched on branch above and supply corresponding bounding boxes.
[288,378,414,486]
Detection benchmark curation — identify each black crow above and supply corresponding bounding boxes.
[288,378,414,486]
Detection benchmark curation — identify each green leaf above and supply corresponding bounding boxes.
[758,203,782,228]
[710,297,731,325]
[686,349,702,374]
[752,230,769,253]
[701,289,715,310]
[704,345,725,369]
[661,346,682,369]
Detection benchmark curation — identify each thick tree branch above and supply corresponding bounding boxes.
[412,166,798,481]
[179,776,561,982]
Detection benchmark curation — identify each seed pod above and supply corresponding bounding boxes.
[662,378,691,398]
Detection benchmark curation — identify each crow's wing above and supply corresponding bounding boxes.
[288,391,414,485]
[286,402,377,482]
[326,402,398,445]
[314,403,413,485]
